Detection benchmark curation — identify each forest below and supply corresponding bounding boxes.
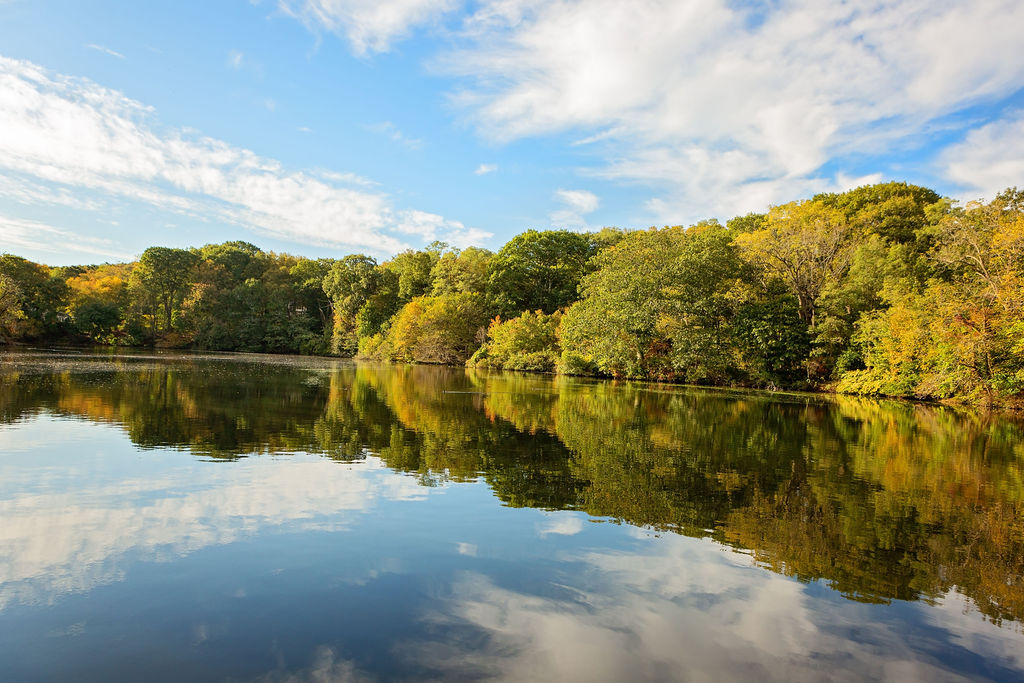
[2,181,1023,406]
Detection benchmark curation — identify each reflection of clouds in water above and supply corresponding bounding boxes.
[411,535,1018,682]
[537,513,584,537]
[0,423,431,609]
[254,645,372,683]
[921,592,1024,668]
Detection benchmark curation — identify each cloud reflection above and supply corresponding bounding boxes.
[410,534,1023,682]
[0,419,431,609]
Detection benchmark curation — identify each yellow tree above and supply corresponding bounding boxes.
[0,273,25,342]
[925,191,1024,402]
[841,190,1024,404]
[736,200,852,328]
[65,264,132,342]
[66,264,131,308]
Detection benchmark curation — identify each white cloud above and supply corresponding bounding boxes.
[84,44,125,59]
[473,163,497,175]
[313,168,378,187]
[0,215,133,261]
[256,645,373,683]
[941,111,1024,201]
[279,0,459,55]
[0,172,106,212]
[439,0,1024,223]
[0,56,472,254]
[227,49,245,69]
[395,208,492,247]
[555,189,599,214]
[550,188,598,228]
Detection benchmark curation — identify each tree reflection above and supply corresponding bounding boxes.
[2,355,1022,624]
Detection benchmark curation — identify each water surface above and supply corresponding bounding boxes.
[1,350,1022,681]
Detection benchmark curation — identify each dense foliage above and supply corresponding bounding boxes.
[3,181,1023,405]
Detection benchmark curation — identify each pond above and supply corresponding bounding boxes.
[1,349,1022,681]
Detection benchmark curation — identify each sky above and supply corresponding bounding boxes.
[0,0,1022,266]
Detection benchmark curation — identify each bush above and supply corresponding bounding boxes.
[358,332,393,360]
[467,310,561,371]
[557,350,598,375]
[503,350,559,373]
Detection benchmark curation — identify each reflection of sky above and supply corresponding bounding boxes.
[1,414,1022,681]
[0,416,430,609]
[411,537,1024,682]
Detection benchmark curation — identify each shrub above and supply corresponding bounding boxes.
[467,310,561,372]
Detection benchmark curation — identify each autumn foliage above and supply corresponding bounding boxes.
[3,182,1023,406]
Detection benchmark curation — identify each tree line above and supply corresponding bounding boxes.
[2,181,1022,405]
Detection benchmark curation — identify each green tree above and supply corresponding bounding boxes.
[733,282,811,387]
[384,242,446,300]
[560,223,743,381]
[66,263,133,343]
[198,241,263,281]
[839,190,1024,404]
[814,181,941,245]
[735,200,852,328]
[726,212,768,234]
[0,273,25,342]
[0,254,69,338]
[323,255,382,355]
[387,293,489,364]
[289,257,336,350]
[356,267,401,340]
[586,227,629,250]
[486,230,597,317]
[468,309,562,372]
[131,247,199,333]
[430,246,493,296]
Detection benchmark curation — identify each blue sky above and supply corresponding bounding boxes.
[0,0,1022,265]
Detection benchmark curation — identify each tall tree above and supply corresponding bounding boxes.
[323,255,383,355]
[66,263,132,342]
[0,273,25,343]
[383,242,446,300]
[560,223,743,381]
[0,254,69,338]
[131,247,199,333]
[430,246,493,296]
[289,257,336,338]
[814,181,941,245]
[486,229,597,317]
[735,200,852,327]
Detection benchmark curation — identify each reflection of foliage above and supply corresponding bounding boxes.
[2,357,1022,625]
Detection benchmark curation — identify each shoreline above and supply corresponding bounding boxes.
[6,342,1021,414]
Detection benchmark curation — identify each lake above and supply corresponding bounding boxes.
[1,349,1022,681]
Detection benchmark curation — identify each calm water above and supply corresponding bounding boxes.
[1,350,1023,682]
